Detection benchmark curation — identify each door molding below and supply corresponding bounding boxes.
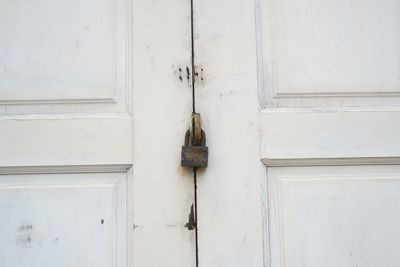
[262,157,400,167]
[0,164,132,175]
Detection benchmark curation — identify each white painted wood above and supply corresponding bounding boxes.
[259,110,400,160]
[131,0,196,266]
[0,115,132,167]
[0,0,125,103]
[0,0,132,114]
[4,0,400,266]
[1,0,198,265]
[0,173,126,267]
[258,0,400,108]
[267,166,400,267]
[0,164,132,175]
[262,157,400,167]
[1,0,196,265]
[193,0,264,266]
[196,0,400,267]
[0,1,135,266]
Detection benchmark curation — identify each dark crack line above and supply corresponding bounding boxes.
[190,0,196,114]
[190,1,199,266]
[194,168,199,267]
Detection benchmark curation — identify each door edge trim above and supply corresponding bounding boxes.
[0,164,132,175]
[262,157,400,167]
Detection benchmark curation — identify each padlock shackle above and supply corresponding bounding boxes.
[184,129,191,146]
[184,129,206,146]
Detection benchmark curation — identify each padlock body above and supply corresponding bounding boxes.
[181,145,208,168]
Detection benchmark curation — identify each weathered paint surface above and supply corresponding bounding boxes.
[132,0,196,266]
[2,0,400,266]
[193,0,265,266]
[0,173,126,267]
[0,0,194,266]
[194,0,400,266]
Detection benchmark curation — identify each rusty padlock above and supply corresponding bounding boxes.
[181,129,208,168]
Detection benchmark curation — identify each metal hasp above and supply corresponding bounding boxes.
[181,113,208,168]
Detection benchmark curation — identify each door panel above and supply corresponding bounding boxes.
[259,111,400,159]
[0,0,130,114]
[0,173,126,267]
[267,166,400,267]
[0,115,131,167]
[260,0,400,108]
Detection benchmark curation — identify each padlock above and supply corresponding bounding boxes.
[181,129,208,168]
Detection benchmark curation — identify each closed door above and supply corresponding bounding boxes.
[2,0,400,267]
[0,0,196,266]
[193,0,400,266]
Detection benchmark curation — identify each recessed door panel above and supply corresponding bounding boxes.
[260,0,400,107]
[267,166,400,267]
[0,173,126,267]
[0,0,130,113]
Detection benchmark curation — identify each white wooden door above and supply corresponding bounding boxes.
[0,0,195,266]
[3,1,400,266]
[193,0,400,266]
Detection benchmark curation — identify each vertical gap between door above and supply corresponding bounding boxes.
[190,0,196,114]
[193,168,199,267]
[190,0,199,266]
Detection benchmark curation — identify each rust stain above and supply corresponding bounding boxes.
[184,204,196,231]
